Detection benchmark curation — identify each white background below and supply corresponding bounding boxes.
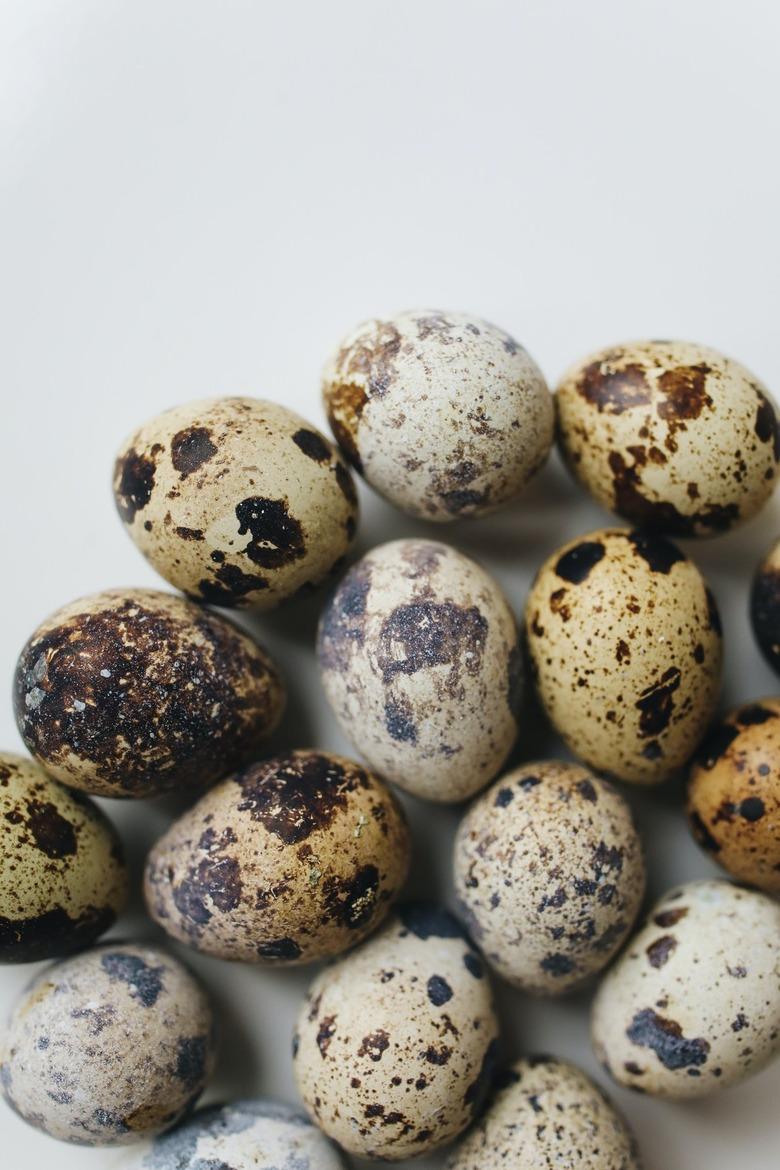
[1,2,779,1167]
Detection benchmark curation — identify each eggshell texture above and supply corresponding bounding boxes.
[556,340,779,536]
[113,397,358,609]
[0,942,215,1144]
[318,539,523,802]
[688,698,780,893]
[293,903,499,1161]
[322,310,553,520]
[453,761,645,994]
[0,752,127,962]
[751,537,780,675]
[591,880,780,1098]
[13,588,285,798]
[445,1056,641,1170]
[145,750,410,965]
[525,528,722,784]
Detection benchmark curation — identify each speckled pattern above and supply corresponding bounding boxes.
[688,698,780,893]
[453,761,645,995]
[0,942,215,1144]
[318,539,523,802]
[0,752,127,962]
[145,750,410,964]
[751,537,780,675]
[13,588,285,798]
[525,528,722,784]
[556,340,779,535]
[445,1056,641,1170]
[113,397,358,609]
[293,903,499,1161]
[322,310,553,521]
[591,880,780,1098]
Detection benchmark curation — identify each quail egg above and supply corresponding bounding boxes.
[751,537,780,674]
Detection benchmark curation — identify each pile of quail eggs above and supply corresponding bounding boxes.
[2,312,780,1170]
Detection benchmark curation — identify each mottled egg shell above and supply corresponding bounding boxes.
[0,942,215,1144]
[751,537,780,674]
[445,1057,641,1170]
[0,752,127,962]
[322,310,553,520]
[293,903,499,1161]
[525,528,722,784]
[113,397,358,609]
[145,750,410,964]
[454,761,645,994]
[318,539,522,802]
[13,588,285,798]
[591,880,780,1098]
[688,698,780,893]
[556,340,779,535]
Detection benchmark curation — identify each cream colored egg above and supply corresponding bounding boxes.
[113,397,358,609]
[322,310,553,520]
[525,528,722,784]
[318,539,523,802]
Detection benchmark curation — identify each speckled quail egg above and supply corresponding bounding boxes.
[145,750,410,964]
[525,528,722,784]
[0,942,215,1144]
[293,903,499,1161]
[13,588,284,798]
[454,761,645,994]
[688,698,780,893]
[113,397,358,608]
[751,537,780,674]
[445,1056,641,1170]
[318,539,523,802]
[0,752,127,962]
[591,879,780,1098]
[556,339,779,535]
[322,310,553,520]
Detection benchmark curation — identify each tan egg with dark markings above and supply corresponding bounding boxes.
[0,753,127,962]
[113,397,358,609]
[145,751,410,965]
[525,528,722,784]
[556,339,779,536]
[688,698,780,893]
[750,536,780,674]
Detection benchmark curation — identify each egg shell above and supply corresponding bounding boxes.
[322,309,553,521]
[688,698,780,893]
[453,761,645,994]
[445,1056,641,1170]
[0,752,127,962]
[13,588,285,798]
[555,339,779,536]
[113,397,358,609]
[525,528,722,784]
[144,750,410,965]
[0,942,215,1144]
[750,537,780,674]
[591,879,780,1098]
[318,538,522,802]
[293,903,499,1161]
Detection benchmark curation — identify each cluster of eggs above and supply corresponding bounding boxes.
[2,311,780,1169]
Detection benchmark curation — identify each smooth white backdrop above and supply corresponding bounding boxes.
[1,2,779,1167]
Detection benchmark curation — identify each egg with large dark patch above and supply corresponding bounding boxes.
[322,310,553,520]
[556,340,779,535]
[113,397,358,608]
[525,528,722,784]
[13,588,285,798]
[144,750,410,964]
[293,903,499,1161]
[318,539,523,802]
[0,752,127,962]
[0,942,215,1144]
[751,536,780,674]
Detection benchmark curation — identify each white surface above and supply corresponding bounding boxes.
[1,2,779,1167]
